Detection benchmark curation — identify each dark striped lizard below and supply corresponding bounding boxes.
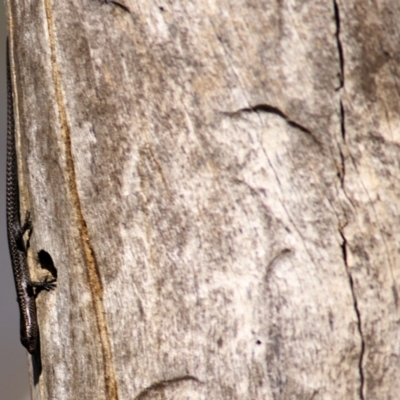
[6,40,56,354]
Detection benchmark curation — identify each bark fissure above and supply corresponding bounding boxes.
[333,0,344,89]
[224,104,320,145]
[100,0,131,13]
[334,3,364,396]
[134,376,202,400]
[339,100,345,141]
[339,228,365,400]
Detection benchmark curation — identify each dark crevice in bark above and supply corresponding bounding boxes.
[335,12,364,391]
[225,104,321,146]
[334,6,364,395]
[242,104,312,135]
[101,0,131,13]
[339,229,365,400]
[333,0,344,89]
[135,376,202,400]
[340,100,345,141]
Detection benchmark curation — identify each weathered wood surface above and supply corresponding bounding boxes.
[6,0,400,398]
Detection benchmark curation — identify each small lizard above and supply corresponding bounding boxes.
[6,40,56,355]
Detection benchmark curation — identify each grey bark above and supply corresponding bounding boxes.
[6,0,400,399]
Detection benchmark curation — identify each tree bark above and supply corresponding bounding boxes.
[7,0,400,398]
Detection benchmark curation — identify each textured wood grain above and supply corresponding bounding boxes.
[6,0,400,398]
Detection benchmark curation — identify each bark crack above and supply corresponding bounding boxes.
[134,376,202,400]
[100,0,131,13]
[223,104,321,146]
[339,228,365,400]
[339,99,345,141]
[335,3,364,393]
[333,0,344,89]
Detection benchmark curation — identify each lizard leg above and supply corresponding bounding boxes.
[31,277,57,294]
